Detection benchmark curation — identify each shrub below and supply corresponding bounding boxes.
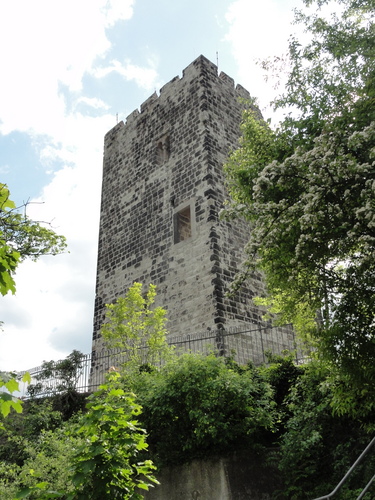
[133,353,276,466]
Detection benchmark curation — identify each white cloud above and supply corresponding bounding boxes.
[102,0,135,27]
[0,1,140,371]
[0,113,114,370]
[225,0,298,118]
[92,59,160,91]
[0,259,78,370]
[76,97,111,110]
[0,0,134,137]
[0,165,10,175]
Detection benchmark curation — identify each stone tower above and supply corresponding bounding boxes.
[92,55,285,356]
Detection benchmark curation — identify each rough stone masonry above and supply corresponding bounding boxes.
[92,55,293,358]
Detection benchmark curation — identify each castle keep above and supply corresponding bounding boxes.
[92,55,295,360]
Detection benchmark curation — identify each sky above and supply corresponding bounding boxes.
[0,0,301,372]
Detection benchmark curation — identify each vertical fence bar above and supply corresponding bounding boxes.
[19,323,300,395]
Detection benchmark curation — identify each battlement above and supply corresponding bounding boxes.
[105,55,251,142]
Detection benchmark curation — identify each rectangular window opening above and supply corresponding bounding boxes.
[174,206,192,243]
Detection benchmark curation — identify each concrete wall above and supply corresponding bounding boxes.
[144,451,281,500]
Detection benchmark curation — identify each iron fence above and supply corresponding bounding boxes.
[18,323,306,397]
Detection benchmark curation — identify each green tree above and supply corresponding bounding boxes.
[223,0,375,416]
[0,372,31,426]
[65,371,158,500]
[275,363,375,499]
[12,373,158,500]
[259,353,304,436]
[101,282,171,371]
[26,350,87,420]
[0,183,66,419]
[27,350,85,396]
[0,401,64,467]
[0,183,67,296]
[0,185,20,296]
[0,426,80,500]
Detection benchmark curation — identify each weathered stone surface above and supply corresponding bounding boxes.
[143,450,281,500]
[92,55,290,357]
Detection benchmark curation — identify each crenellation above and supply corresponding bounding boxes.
[104,121,124,146]
[140,91,158,113]
[159,75,181,97]
[219,71,235,87]
[236,83,252,100]
[117,56,251,143]
[125,108,140,124]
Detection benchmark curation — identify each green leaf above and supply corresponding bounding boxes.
[0,399,11,417]
[14,487,34,499]
[5,377,19,393]
[22,372,31,384]
[11,399,23,414]
[136,482,150,490]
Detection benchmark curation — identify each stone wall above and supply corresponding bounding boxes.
[92,55,290,358]
[143,450,281,500]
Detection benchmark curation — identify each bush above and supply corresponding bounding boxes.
[0,401,63,466]
[0,426,78,500]
[133,353,276,466]
[66,372,158,499]
[275,362,375,499]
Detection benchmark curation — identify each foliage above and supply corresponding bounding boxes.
[0,183,66,419]
[0,401,64,467]
[101,282,172,371]
[0,461,20,500]
[23,351,88,424]
[0,352,374,498]
[132,353,276,466]
[64,371,158,500]
[3,372,157,499]
[0,183,67,297]
[0,371,31,425]
[0,402,79,500]
[223,0,375,415]
[270,0,375,140]
[275,362,375,499]
[0,185,20,296]
[25,350,87,421]
[0,426,79,500]
[259,353,304,435]
[27,350,85,397]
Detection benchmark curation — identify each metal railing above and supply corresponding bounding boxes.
[19,322,306,397]
[313,436,375,499]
